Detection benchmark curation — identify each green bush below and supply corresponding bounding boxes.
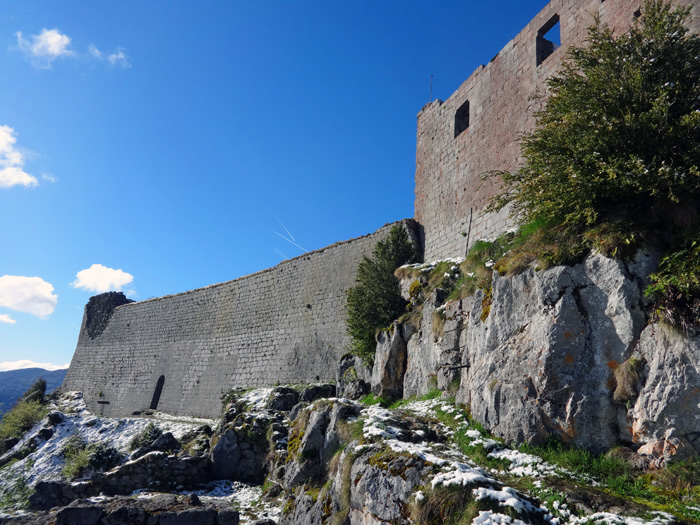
[646,232,700,330]
[0,400,47,450]
[21,378,46,405]
[129,422,163,450]
[490,0,700,230]
[61,436,122,479]
[346,225,420,365]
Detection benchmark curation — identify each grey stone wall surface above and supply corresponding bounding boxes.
[415,0,700,261]
[62,220,418,418]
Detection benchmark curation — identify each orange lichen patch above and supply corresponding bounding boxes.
[607,376,616,390]
[694,389,699,395]
[607,360,619,370]
[564,331,572,339]
[565,355,575,364]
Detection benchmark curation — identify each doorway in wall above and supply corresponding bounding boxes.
[149,375,165,410]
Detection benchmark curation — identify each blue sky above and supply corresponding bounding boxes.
[0,1,549,370]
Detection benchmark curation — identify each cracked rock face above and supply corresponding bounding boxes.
[458,253,651,452]
[387,251,700,459]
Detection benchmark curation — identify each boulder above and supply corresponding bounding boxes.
[336,354,371,400]
[632,323,700,464]
[371,323,409,399]
[266,387,300,412]
[300,384,336,403]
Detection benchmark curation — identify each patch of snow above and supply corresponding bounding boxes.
[473,486,540,516]
[431,463,492,488]
[472,510,528,525]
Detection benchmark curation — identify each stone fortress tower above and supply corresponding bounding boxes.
[62,0,700,418]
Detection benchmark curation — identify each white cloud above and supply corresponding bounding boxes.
[0,360,69,372]
[0,126,38,189]
[0,275,58,319]
[16,28,76,69]
[72,264,134,293]
[42,173,57,183]
[88,44,102,59]
[89,44,130,68]
[0,314,16,324]
[107,48,130,68]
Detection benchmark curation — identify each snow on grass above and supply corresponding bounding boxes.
[0,392,212,489]
[566,512,672,525]
[131,481,280,524]
[487,448,561,477]
[362,405,405,440]
[240,388,273,411]
[473,486,543,517]
[473,510,529,525]
[430,463,493,488]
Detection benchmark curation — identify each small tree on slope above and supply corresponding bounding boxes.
[346,225,420,366]
[490,0,700,230]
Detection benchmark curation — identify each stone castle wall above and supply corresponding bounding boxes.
[415,0,700,261]
[62,220,418,418]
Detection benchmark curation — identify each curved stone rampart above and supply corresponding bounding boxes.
[62,220,418,418]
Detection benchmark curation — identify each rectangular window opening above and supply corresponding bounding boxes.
[454,100,470,138]
[536,15,561,66]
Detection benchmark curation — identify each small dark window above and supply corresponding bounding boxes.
[633,8,641,18]
[149,375,165,410]
[454,100,470,138]
[537,15,561,66]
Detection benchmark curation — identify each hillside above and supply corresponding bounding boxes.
[0,368,67,416]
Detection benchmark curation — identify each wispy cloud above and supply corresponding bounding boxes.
[14,29,130,70]
[0,275,58,319]
[16,28,76,69]
[0,359,69,372]
[42,173,57,183]
[89,44,130,68]
[0,314,16,324]
[0,126,38,189]
[71,264,134,293]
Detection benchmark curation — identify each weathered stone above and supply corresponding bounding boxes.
[47,411,65,426]
[216,508,241,525]
[288,403,307,422]
[266,388,300,412]
[156,508,217,525]
[102,506,148,525]
[299,384,336,403]
[336,354,372,400]
[209,428,241,480]
[633,324,700,462]
[371,323,408,399]
[54,505,105,525]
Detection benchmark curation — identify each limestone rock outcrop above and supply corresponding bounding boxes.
[379,251,700,463]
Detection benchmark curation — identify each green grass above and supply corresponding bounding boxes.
[359,393,394,408]
[519,440,700,521]
[0,400,47,452]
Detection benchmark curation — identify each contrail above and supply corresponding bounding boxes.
[274,248,289,260]
[275,216,296,242]
[271,229,308,252]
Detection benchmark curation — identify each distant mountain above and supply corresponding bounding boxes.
[0,368,67,416]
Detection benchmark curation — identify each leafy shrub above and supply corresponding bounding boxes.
[646,233,700,331]
[61,436,122,479]
[346,225,420,365]
[129,422,163,450]
[0,400,47,452]
[21,378,46,405]
[490,0,700,231]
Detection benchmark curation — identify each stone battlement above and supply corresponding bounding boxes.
[415,0,700,261]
